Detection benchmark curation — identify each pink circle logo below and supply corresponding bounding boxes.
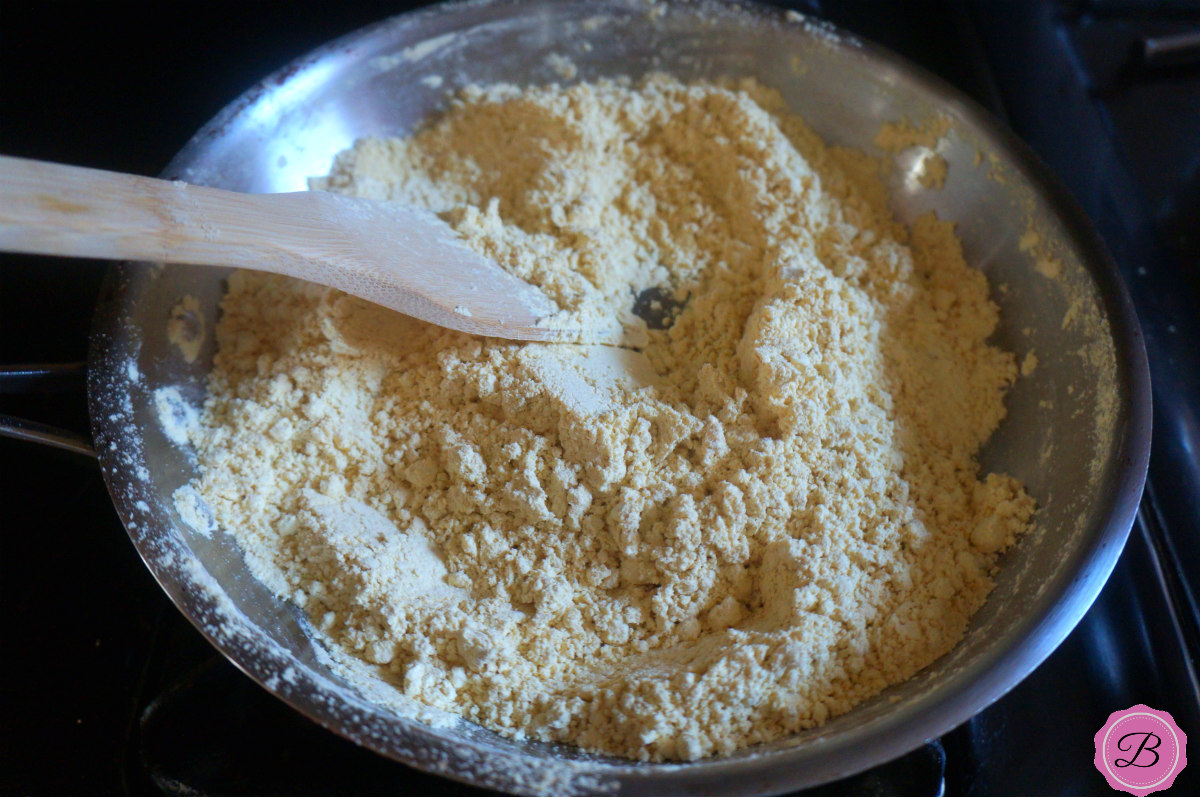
[1095,705,1187,795]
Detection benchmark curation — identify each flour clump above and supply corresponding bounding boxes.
[181,74,1034,761]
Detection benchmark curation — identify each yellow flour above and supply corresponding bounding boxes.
[875,115,950,190]
[181,75,1033,761]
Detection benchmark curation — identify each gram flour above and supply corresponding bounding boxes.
[181,75,1034,761]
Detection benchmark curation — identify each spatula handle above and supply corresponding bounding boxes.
[0,154,573,343]
[0,154,301,270]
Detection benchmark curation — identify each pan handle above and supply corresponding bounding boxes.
[0,363,97,458]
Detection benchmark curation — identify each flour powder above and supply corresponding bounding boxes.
[180,74,1034,761]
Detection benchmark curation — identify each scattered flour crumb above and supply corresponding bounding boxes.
[545,53,578,81]
[1036,255,1062,279]
[918,152,948,189]
[1062,298,1083,329]
[875,115,952,153]
[154,386,199,446]
[174,485,217,538]
[1021,228,1063,279]
[875,117,950,189]
[400,33,457,63]
[167,295,205,363]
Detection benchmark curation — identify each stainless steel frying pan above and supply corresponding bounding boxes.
[3,1,1151,794]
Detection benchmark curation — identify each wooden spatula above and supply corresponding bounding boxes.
[0,154,572,342]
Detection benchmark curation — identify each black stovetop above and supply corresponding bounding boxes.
[3,2,1198,795]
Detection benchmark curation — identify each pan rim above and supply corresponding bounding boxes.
[87,0,1153,793]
